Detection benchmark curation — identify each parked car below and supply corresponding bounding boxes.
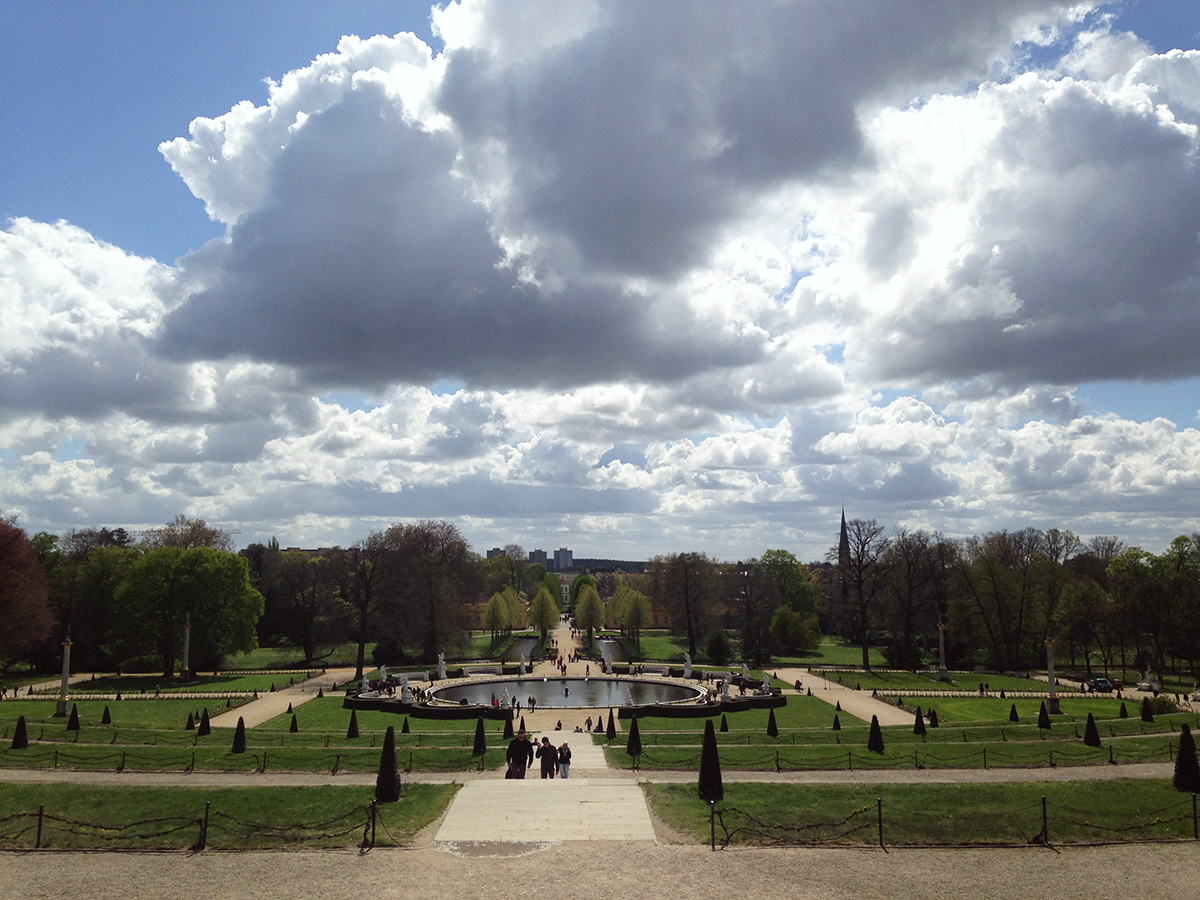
[1086,677,1114,692]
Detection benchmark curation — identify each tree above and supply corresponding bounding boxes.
[528,586,560,646]
[867,715,884,753]
[347,709,360,739]
[231,717,247,753]
[0,518,54,667]
[388,520,475,663]
[880,528,941,669]
[346,531,393,682]
[1038,701,1051,730]
[569,573,598,609]
[111,547,263,677]
[650,552,718,659]
[726,560,781,668]
[625,716,643,759]
[612,584,651,657]
[1173,723,1200,793]
[482,591,510,650]
[376,725,401,802]
[269,551,346,665]
[1083,713,1101,748]
[472,717,487,757]
[830,517,891,669]
[698,718,723,803]
[11,715,28,750]
[574,585,605,650]
[766,708,779,738]
[142,515,234,551]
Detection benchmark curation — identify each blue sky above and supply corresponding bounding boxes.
[2,1,1200,559]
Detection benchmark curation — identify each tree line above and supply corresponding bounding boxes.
[830,520,1200,678]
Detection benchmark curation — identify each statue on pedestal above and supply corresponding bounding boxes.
[400,675,413,704]
[437,652,447,680]
[683,652,693,679]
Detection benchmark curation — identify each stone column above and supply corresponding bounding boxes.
[1045,639,1060,714]
[937,622,949,681]
[181,613,192,681]
[54,632,73,717]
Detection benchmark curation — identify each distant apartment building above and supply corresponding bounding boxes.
[486,547,505,559]
[553,547,573,571]
[528,548,548,567]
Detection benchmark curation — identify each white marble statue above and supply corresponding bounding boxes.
[684,652,693,679]
[400,674,413,704]
[519,656,528,676]
[437,652,447,680]
[721,678,731,701]
[742,662,751,680]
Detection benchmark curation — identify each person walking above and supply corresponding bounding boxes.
[557,742,572,779]
[506,729,534,779]
[536,736,558,779]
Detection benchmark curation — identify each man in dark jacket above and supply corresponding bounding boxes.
[536,736,558,779]
[506,729,534,779]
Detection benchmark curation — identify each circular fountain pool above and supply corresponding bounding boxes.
[427,676,706,709]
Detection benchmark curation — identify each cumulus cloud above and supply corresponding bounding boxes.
[7,2,1200,558]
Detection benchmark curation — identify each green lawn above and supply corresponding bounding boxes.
[223,643,373,670]
[817,670,1047,692]
[645,779,1196,846]
[0,699,248,733]
[0,783,456,849]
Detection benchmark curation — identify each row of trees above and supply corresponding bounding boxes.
[1,515,261,677]
[831,519,1200,677]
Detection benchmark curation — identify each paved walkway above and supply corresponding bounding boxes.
[208,668,355,729]
[773,666,915,726]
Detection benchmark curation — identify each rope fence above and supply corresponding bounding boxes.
[0,800,380,851]
[706,793,1200,850]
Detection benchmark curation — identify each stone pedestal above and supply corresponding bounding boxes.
[54,638,73,717]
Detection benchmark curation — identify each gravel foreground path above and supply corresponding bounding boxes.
[0,841,1193,900]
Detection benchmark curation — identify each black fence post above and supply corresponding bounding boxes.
[36,804,44,849]
[1041,795,1048,844]
[983,748,988,769]
[1193,793,1198,841]
[877,798,885,850]
[371,800,377,847]
[709,800,716,852]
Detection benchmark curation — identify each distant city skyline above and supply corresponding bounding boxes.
[3,2,1200,562]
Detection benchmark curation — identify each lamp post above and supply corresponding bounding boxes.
[54,630,73,717]
[1045,638,1060,715]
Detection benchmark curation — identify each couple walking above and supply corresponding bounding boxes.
[505,729,572,779]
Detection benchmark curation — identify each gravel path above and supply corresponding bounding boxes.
[0,841,1192,900]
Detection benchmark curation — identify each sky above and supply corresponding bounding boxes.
[3,0,1200,563]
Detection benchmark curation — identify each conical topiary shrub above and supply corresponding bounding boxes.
[606,709,617,742]
[347,709,360,739]
[913,708,926,736]
[1141,697,1154,723]
[1083,712,1101,748]
[928,709,939,728]
[832,714,841,731]
[317,688,324,699]
[376,725,401,803]
[1119,702,1128,719]
[520,716,527,733]
[594,717,604,733]
[185,712,195,730]
[1173,723,1200,793]
[836,701,842,712]
[286,702,293,714]
[1009,704,1019,723]
[66,704,80,731]
[502,717,514,740]
[102,706,112,726]
[720,714,728,733]
[1038,701,1051,731]
[231,717,247,754]
[115,690,122,701]
[698,718,723,803]
[867,715,884,754]
[290,714,298,734]
[402,717,410,734]
[766,709,778,738]
[472,717,487,757]
[626,716,642,759]
[198,708,211,736]
[11,715,28,750]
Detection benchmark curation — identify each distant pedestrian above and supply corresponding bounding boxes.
[506,729,534,779]
[558,742,572,778]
